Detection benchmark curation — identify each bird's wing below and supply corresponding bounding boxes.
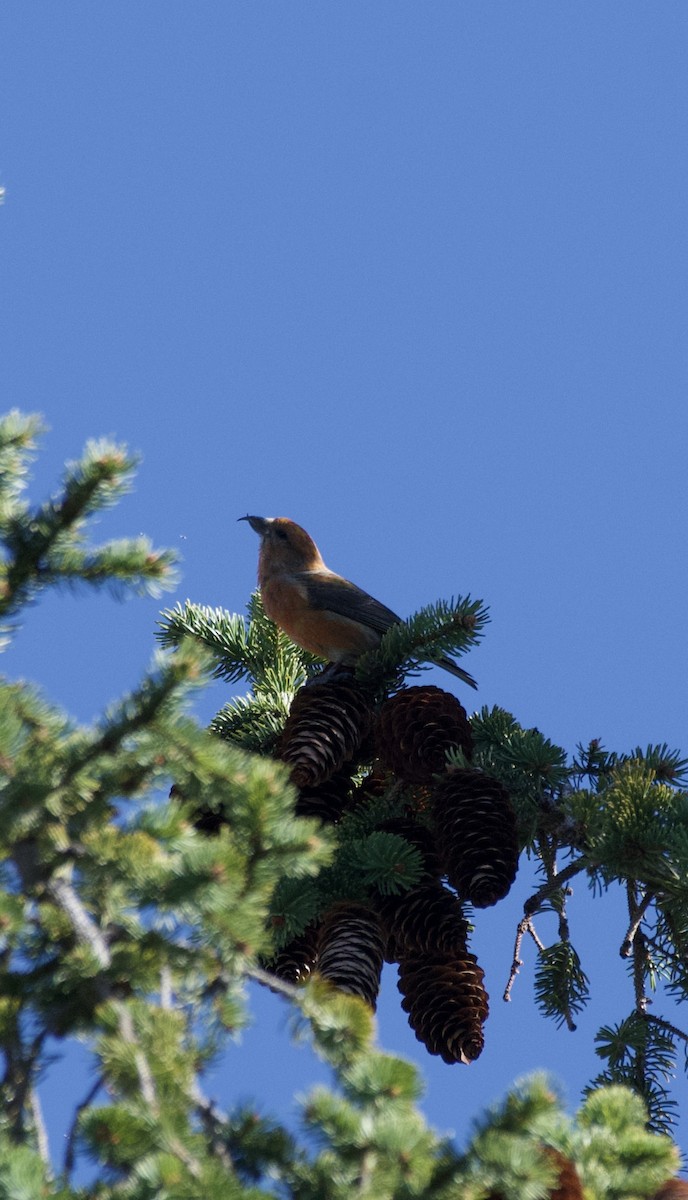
[296,570,478,689]
[296,571,400,634]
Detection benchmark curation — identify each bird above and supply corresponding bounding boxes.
[240,515,477,688]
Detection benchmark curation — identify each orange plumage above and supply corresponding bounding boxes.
[240,515,477,689]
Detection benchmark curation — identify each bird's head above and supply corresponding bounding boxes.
[239,515,324,576]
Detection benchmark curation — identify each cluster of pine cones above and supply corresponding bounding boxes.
[271,676,520,1067]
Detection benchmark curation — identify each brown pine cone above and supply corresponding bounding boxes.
[378,881,470,962]
[397,948,489,1064]
[484,1149,583,1200]
[652,1183,688,1199]
[271,926,320,984]
[544,1147,584,1200]
[278,679,373,788]
[294,765,353,823]
[316,902,385,1009]
[432,769,519,907]
[376,686,473,784]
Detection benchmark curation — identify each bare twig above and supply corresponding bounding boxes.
[29,1087,51,1169]
[527,922,546,952]
[117,1004,156,1108]
[2,1030,48,1144]
[244,963,300,1001]
[627,882,651,1016]
[620,889,654,958]
[63,1076,103,1179]
[503,915,545,1002]
[355,1147,378,1194]
[160,964,173,1010]
[523,857,587,916]
[45,876,111,969]
[191,1083,234,1171]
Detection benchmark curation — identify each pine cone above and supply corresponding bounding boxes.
[278,680,373,789]
[379,881,470,961]
[397,948,489,1064]
[376,686,473,784]
[485,1152,583,1200]
[316,903,385,1009]
[271,926,320,985]
[294,765,353,823]
[432,769,519,907]
[652,1183,688,1200]
[544,1147,584,1200]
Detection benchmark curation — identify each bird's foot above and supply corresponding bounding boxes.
[304,662,356,687]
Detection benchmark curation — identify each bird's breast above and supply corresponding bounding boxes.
[261,576,379,661]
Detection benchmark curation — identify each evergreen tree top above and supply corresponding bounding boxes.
[0,412,684,1197]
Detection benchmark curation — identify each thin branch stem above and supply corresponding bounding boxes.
[45,876,111,969]
[115,1002,203,1182]
[355,1147,378,1195]
[503,915,545,1002]
[244,963,300,1001]
[160,964,173,1010]
[116,1004,156,1108]
[645,1013,688,1046]
[63,1076,103,1179]
[627,882,651,1016]
[523,857,587,917]
[2,1029,48,1144]
[29,1087,51,1169]
[191,1083,234,1171]
[620,889,654,958]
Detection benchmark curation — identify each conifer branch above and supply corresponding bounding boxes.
[29,1087,50,1169]
[0,426,178,639]
[191,1086,235,1172]
[244,962,301,1001]
[523,857,587,916]
[158,602,255,681]
[355,1147,377,1195]
[157,594,319,686]
[1,1029,48,1149]
[114,1003,204,1181]
[3,409,688,1176]
[645,1013,688,1047]
[116,1004,156,1108]
[0,410,45,510]
[44,876,111,970]
[355,595,488,689]
[620,888,654,958]
[67,642,209,773]
[160,964,173,1010]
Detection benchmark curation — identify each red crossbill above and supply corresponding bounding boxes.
[240,515,477,689]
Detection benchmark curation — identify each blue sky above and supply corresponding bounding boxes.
[2,0,688,1173]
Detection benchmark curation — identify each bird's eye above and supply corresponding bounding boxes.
[274,528,288,541]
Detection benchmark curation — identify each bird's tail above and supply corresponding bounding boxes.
[436,655,478,690]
